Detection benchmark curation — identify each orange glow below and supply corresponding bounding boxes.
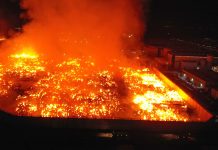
[6,49,45,78]
[0,51,204,121]
[10,47,38,58]
[0,37,6,41]
[0,1,210,122]
[10,53,38,59]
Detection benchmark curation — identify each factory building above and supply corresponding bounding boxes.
[145,39,218,70]
[167,52,218,70]
[179,69,218,93]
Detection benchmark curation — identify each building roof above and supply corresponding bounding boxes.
[145,38,218,57]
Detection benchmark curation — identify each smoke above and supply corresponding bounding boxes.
[2,0,146,65]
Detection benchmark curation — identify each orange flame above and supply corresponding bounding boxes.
[0,51,200,121]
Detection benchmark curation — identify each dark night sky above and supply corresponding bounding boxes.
[147,0,218,40]
[0,0,218,40]
[0,0,21,25]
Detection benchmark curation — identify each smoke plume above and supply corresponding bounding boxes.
[2,0,145,65]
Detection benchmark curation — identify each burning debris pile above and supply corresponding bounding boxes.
[0,0,205,121]
[0,51,200,121]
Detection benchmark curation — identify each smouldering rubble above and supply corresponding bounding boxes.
[0,52,199,121]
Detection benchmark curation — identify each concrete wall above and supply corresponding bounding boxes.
[176,61,198,70]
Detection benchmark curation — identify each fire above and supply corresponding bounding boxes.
[10,47,39,58]
[0,51,200,121]
[6,50,45,78]
[10,52,38,59]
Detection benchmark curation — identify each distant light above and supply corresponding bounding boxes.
[128,34,133,38]
[136,56,140,60]
[0,37,6,41]
[191,78,194,82]
[212,66,218,72]
[200,83,203,88]
[97,133,113,138]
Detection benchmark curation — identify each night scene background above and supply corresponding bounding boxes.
[1,0,218,42]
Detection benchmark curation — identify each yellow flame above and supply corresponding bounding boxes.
[10,48,39,59]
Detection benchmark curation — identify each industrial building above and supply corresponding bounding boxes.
[144,40,218,102]
[180,69,218,91]
[153,51,218,71]
[144,39,218,71]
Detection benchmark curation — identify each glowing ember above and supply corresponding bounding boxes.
[7,51,45,75]
[0,51,201,121]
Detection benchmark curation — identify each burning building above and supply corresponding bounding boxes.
[0,50,212,122]
[0,0,214,128]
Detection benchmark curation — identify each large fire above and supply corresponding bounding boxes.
[0,50,202,121]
